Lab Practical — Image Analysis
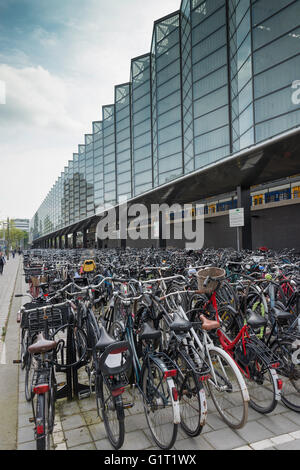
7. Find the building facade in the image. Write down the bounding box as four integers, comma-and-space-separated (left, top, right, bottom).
30, 0, 300, 245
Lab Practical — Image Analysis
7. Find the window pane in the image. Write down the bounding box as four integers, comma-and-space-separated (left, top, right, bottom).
255, 86, 296, 123
254, 54, 300, 99
255, 108, 300, 142
253, 1, 300, 49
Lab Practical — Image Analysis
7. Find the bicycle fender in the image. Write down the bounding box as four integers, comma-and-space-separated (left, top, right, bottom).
270, 368, 281, 401
199, 387, 208, 427
209, 346, 250, 402
292, 348, 300, 366
167, 377, 181, 425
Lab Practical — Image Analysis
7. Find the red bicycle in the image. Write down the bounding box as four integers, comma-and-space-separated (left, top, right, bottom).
190, 276, 283, 414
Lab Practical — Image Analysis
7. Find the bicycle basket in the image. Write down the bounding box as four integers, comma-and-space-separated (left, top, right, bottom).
21, 305, 69, 334
197, 267, 225, 294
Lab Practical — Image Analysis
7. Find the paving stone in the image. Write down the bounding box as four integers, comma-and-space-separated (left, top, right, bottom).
18, 426, 34, 444
18, 413, 33, 428
203, 428, 246, 450
18, 440, 36, 450
18, 402, 32, 415
282, 411, 300, 427
270, 434, 294, 446
60, 400, 81, 417
53, 431, 66, 445
250, 439, 274, 450
275, 439, 300, 450
174, 436, 213, 451
122, 412, 148, 432
82, 409, 101, 426
234, 445, 252, 450
64, 426, 92, 448
54, 443, 67, 451
78, 397, 97, 412
69, 442, 96, 450
95, 438, 113, 450
88, 422, 108, 442
258, 414, 300, 436
61, 413, 86, 431
235, 420, 274, 443
121, 430, 152, 450
205, 412, 229, 431
289, 430, 300, 439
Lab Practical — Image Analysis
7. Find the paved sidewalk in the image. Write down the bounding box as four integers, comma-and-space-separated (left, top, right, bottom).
0, 256, 21, 333
4, 259, 299, 451
0, 256, 22, 449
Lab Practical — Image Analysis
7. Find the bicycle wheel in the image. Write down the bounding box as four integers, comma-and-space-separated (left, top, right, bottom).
271, 340, 300, 412
206, 347, 248, 429
20, 329, 29, 370
48, 369, 57, 433
98, 375, 125, 450
179, 371, 204, 437
142, 360, 178, 449
244, 358, 277, 414
25, 353, 35, 402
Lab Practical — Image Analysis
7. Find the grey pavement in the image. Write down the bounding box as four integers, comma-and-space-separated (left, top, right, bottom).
0, 256, 22, 450
2, 259, 300, 450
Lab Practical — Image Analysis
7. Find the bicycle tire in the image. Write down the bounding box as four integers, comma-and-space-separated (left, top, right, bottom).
142, 360, 178, 449
206, 347, 248, 429
25, 353, 34, 402
98, 375, 125, 450
20, 329, 29, 370
179, 371, 204, 437
244, 358, 278, 414
271, 340, 300, 413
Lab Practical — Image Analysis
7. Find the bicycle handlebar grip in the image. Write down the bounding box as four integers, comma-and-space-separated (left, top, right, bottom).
15, 294, 24, 297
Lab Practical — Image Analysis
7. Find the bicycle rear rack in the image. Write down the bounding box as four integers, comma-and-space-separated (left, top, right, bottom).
246, 335, 282, 369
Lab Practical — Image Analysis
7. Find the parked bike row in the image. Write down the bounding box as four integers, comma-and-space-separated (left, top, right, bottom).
16, 247, 300, 450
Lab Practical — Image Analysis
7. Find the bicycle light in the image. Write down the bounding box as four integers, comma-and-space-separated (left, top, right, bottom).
163, 369, 177, 379
33, 384, 50, 395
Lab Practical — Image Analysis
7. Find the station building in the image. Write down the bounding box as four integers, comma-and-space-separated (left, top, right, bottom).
30, 0, 300, 250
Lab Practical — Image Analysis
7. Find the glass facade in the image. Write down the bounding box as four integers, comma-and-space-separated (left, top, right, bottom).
30, 0, 300, 242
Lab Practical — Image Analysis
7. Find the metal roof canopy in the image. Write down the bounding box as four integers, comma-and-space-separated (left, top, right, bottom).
35, 127, 300, 243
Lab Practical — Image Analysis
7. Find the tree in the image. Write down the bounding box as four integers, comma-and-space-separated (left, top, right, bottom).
0, 220, 29, 249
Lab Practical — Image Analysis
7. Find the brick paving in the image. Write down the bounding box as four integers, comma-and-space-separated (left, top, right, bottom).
3, 260, 300, 451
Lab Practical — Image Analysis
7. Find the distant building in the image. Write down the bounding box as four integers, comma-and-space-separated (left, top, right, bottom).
13, 219, 29, 233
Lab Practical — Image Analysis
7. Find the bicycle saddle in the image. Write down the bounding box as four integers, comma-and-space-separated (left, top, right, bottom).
139, 322, 161, 341
200, 315, 220, 331
28, 333, 57, 354
169, 312, 192, 332
271, 307, 293, 322
246, 309, 267, 329
95, 326, 117, 352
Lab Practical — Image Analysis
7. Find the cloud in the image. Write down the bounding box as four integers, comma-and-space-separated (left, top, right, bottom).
0, 64, 81, 130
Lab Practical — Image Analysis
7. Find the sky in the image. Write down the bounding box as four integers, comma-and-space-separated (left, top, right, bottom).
0, 0, 180, 220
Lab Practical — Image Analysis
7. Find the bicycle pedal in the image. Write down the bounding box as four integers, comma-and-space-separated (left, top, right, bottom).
13, 360, 21, 364
78, 390, 90, 400
123, 402, 134, 409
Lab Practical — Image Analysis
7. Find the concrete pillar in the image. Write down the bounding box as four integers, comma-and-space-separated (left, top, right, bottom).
237, 186, 252, 250
83, 229, 87, 248
73, 232, 77, 249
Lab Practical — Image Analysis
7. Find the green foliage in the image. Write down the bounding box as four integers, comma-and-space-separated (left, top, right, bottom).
0, 220, 28, 249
